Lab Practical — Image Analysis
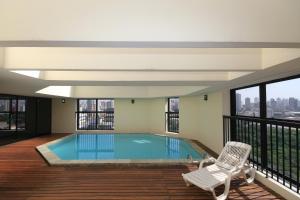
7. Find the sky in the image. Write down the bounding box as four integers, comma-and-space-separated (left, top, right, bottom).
236, 77, 300, 102
266, 78, 300, 100
236, 86, 259, 102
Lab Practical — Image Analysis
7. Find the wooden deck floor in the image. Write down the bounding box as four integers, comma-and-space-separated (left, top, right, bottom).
0, 134, 283, 200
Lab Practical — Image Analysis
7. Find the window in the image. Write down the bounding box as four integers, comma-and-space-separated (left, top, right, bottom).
235, 86, 260, 117
77, 99, 114, 130
229, 74, 300, 194
0, 98, 26, 131
267, 77, 300, 120
166, 98, 179, 133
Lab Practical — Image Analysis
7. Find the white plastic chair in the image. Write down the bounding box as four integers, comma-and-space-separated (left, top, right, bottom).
182, 141, 256, 200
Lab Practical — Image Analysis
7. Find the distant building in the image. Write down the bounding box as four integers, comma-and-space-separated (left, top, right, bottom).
106, 101, 112, 109
87, 100, 95, 111
270, 98, 276, 110
267, 108, 274, 118
289, 97, 298, 110
236, 93, 242, 112
0, 100, 10, 111
245, 97, 251, 110
170, 99, 179, 112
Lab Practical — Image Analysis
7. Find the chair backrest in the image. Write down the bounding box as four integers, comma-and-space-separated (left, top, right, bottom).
216, 141, 251, 170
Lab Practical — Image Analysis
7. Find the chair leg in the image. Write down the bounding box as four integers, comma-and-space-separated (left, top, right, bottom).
246, 168, 256, 184
242, 167, 256, 184
182, 174, 191, 187
211, 178, 231, 200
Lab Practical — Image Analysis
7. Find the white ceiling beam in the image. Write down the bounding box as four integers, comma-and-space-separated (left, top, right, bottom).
43, 71, 231, 81
1, 41, 300, 48
4, 47, 262, 71
262, 48, 300, 69
72, 86, 207, 98
0, 0, 299, 43
0, 48, 4, 68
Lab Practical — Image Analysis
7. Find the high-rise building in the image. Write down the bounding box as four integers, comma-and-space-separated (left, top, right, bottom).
236, 93, 242, 112
87, 100, 95, 111
270, 98, 276, 110
0, 100, 10, 111
289, 97, 298, 110
245, 97, 251, 110
106, 100, 112, 109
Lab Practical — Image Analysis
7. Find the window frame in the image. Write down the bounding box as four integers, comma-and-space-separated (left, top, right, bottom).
166, 97, 179, 133
0, 96, 26, 131
231, 73, 300, 123
76, 98, 114, 130
234, 85, 261, 118
228, 73, 300, 194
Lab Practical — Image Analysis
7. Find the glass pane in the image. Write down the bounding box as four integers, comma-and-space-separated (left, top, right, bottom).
10, 113, 16, 130
98, 99, 114, 112
267, 77, 300, 120
17, 112, 26, 130
97, 113, 114, 130
79, 100, 96, 112
235, 86, 260, 117
0, 113, 10, 129
78, 113, 96, 129
0, 99, 10, 112
12, 100, 17, 113
167, 112, 179, 133
169, 98, 179, 112
18, 100, 26, 112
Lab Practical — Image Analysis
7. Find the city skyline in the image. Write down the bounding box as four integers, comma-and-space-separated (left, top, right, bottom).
236, 78, 300, 101
236, 81, 300, 120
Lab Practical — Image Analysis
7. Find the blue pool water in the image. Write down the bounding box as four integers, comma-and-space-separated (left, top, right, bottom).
48, 133, 205, 160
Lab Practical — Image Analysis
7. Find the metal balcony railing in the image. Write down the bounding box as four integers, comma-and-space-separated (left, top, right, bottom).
223, 115, 300, 194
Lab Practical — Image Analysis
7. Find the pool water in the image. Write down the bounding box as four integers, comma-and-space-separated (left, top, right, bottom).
48, 133, 205, 160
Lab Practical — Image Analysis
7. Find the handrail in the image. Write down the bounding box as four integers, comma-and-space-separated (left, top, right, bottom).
224, 115, 300, 127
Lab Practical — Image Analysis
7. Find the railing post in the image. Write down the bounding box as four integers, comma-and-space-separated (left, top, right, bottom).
223, 116, 225, 146
260, 84, 268, 172
230, 119, 237, 141
230, 90, 237, 141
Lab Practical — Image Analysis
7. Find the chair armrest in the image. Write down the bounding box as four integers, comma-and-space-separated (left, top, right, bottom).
199, 157, 216, 169
229, 165, 244, 177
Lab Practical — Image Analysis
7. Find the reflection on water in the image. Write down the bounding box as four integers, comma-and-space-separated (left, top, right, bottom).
50, 133, 203, 160
166, 137, 180, 158
77, 134, 115, 159
76, 134, 181, 159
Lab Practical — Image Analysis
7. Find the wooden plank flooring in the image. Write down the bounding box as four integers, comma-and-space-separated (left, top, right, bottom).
0, 134, 283, 200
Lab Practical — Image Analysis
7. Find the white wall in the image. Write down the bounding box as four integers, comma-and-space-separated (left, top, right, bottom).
52, 98, 76, 133
51, 98, 168, 134
148, 98, 166, 134
114, 99, 150, 133
179, 91, 227, 153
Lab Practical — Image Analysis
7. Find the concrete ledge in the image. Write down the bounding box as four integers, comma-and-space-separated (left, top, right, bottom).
255, 171, 300, 200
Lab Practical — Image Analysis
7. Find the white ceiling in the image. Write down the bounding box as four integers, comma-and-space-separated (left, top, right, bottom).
0, 47, 300, 98
1, 0, 300, 43
0, 0, 300, 98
